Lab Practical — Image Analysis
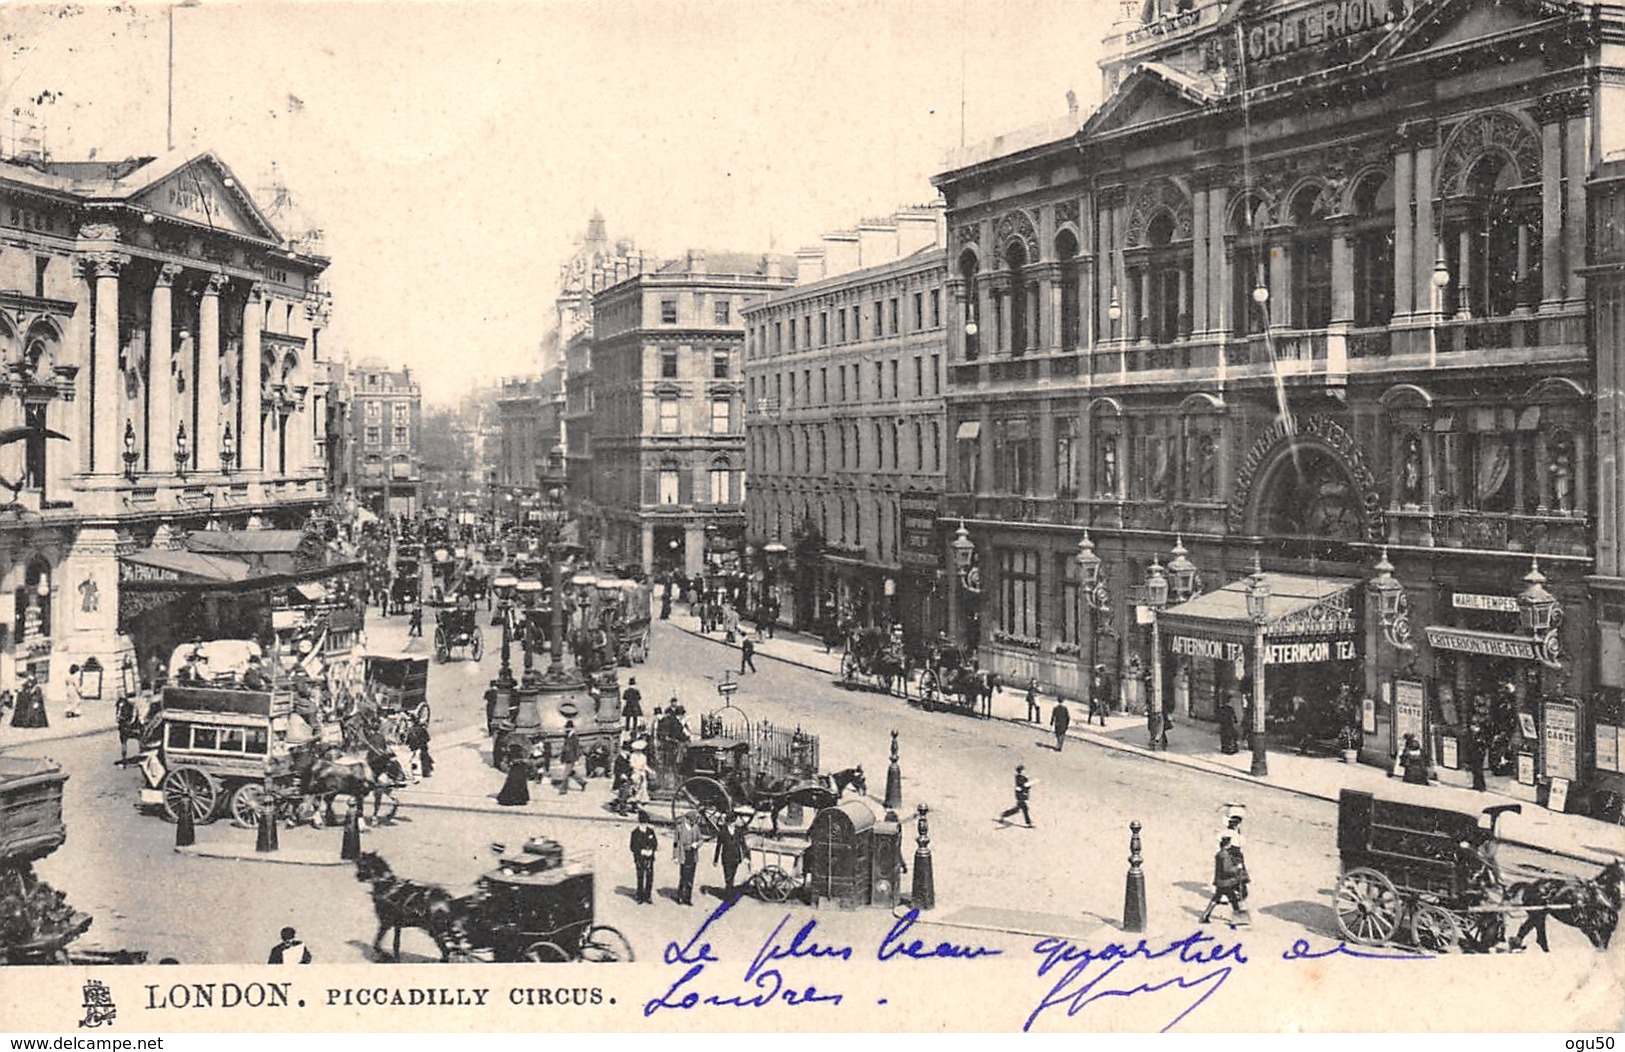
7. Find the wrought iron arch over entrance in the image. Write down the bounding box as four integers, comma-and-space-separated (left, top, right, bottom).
1227, 414, 1384, 544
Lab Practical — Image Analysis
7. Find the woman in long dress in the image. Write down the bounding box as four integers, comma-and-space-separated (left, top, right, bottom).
10, 678, 46, 728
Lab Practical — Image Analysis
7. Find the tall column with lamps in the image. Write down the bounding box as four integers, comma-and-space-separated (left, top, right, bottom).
148, 263, 181, 475
1368, 546, 1416, 765
1246, 559, 1271, 777
1076, 530, 1111, 710
950, 521, 981, 651
1165, 536, 1202, 718
1145, 558, 1168, 750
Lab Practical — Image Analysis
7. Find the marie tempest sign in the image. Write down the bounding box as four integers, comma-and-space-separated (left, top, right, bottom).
1242, 0, 1403, 62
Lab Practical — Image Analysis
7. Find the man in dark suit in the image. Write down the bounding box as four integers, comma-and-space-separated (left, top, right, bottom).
630, 813, 658, 905
267, 926, 311, 964
998, 765, 1034, 827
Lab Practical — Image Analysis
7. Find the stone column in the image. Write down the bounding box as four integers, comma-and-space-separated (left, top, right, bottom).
241, 285, 263, 472
641, 523, 655, 574
977, 279, 995, 358
1137, 266, 1152, 343
1176, 265, 1190, 338
683, 523, 706, 576
947, 278, 966, 362
1539, 107, 1564, 309
196, 274, 226, 472
1413, 135, 1437, 318
1209, 183, 1230, 336
1455, 227, 1473, 319
1330, 221, 1355, 325
147, 264, 181, 476
90, 254, 126, 474
997, 287, 1013, 355
1565, 101, 1590, 307
1038, 401, 1057, 498
1267, 233, 1290, 327
1392, 141, 1415, 319
1192, 183, 1210, 334
1044, 267, 1063, 353
978, 402, 995, 494
1097, 197, 1116, 341
1515, 224, 1532, 311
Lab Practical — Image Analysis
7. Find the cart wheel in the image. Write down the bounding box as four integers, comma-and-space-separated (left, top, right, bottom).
229, 783, 268, 828
371, 789, 400, 825
162, 768, 218, 824
1408, 903, 1464, 953
840, 651, 859, 683
580, 925, 634, 963
1334, 867, 1402, 946
434, 627, 449, 663
471, 630, 485, 661
673, 776, 732, 837
754, 866, 795, 903
524, 941, 570, 963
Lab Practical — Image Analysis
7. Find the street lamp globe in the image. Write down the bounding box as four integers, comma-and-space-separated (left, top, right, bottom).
1252, 284, 1270, 305
1518, 558, 1558, 633
1246, 568, 1271, 625
1369, 547, 1403, 623
1144, 557, 1169, 610
951, 521, 975, 574
1167, 535, 1198, 603
1075, 531, 1102, 589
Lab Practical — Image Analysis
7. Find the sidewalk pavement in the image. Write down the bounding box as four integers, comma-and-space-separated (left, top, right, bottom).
0, 695, 122, 753
661, 604, 1625, 866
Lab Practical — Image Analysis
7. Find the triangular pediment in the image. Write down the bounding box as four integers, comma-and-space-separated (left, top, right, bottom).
125, 154, 281, 243
1085, 63, 1214, 137
1373, 0, 1582, 63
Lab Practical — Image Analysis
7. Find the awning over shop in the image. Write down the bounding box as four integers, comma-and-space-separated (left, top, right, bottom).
120, 535, 364, 594
1422, 626, 1540, 661
119, 548, 253, 586
1158, 574, 1361, 643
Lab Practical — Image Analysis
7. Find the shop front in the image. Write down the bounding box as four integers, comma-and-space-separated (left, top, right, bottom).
1157, 574, 1364, 750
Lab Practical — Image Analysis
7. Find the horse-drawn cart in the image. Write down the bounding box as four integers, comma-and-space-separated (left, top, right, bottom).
747, 834, 809, 903
433, 605, 485, 663
840, 625, 907, 694
1333, 788, 1577, 953
365, 652, 430, 725
450, 839, 631, 963
916, 643, 981, 714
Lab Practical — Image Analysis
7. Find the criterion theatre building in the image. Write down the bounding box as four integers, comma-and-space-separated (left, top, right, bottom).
936, 0, 1620, 814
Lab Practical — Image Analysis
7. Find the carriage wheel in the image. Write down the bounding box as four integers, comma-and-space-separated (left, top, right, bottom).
1408, 903, 1464, 953
524, 941, 570, 963
673, 776, 732, 837
470, 630, 485, 661
839, 651, 859, 684
753, 866, 796, 903
1334, 867, 1402, 946
433, 627, 449, 663
162, 768, 218, 824
580, 925, 634, 963
229, 783, 268, 828
371, 789, 400, 825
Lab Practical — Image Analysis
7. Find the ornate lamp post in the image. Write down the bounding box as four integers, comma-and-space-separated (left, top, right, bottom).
950, 521, 981, 650
1144, 557, 1169, 750
1518, 557, 1564, 670
1166, 535, 1202, 604
122, 419, 140, 482
1368, 547, 1414, 653
1245, 559, 1272, 777
1076, 530, 1112, 707
174, 422, 189, 477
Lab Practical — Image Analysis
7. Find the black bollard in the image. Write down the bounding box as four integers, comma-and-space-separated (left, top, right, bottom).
341, 807, 362, 861
174, 800, 196, 848
910, 803, 935, 911
1122, 820, 1147, 933
255, 790, 279, 854
884, 730, 903, 811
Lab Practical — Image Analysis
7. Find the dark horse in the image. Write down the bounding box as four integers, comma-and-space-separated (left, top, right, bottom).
1504, 859, 1625, 952
736, 770, 838, 836
819, 766, 867, 798
354, 851, 461, 961
293, 730, 405, 827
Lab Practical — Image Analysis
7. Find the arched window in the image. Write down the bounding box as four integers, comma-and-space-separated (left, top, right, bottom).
959, 250, 981, 361
709, 456, 732, 505
1445, 154, 1539, 319
1056, 229, 1081, 349
1143, 212, 1189, 343
1229, 196, 1272, 338
1005, 240, 1032, 355
1290, 186, 1333, 329
1351, 174, 1395, 327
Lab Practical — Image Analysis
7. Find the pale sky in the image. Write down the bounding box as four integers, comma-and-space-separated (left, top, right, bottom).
1, 0, 1106, 405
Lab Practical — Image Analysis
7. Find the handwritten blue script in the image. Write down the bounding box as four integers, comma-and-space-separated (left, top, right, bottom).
645, 898, 1000, 1016
1024, 930, 1248, 1033
1282, 937, 1432, 961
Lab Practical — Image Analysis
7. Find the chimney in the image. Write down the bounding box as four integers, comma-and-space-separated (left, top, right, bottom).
821, 232, 860, 278
763, 254, 783, 279
795, 247, 826, 285
894, 208, 942, 257
686, 249, 707, 275
857, 222, 898, 267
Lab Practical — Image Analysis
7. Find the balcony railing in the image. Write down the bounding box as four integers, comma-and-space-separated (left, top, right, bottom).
1386, 505, 1590, 556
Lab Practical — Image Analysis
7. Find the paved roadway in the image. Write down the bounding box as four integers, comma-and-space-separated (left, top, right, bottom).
11, 611, 1611, 970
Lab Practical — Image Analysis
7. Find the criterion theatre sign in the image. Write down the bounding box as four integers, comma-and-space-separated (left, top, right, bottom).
1241, 0, 1404, 63
1423, 626, 1539, 661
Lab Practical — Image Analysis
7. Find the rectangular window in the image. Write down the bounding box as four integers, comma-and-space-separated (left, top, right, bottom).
838, 367, 847, 402
914, 356, 924, 397
998, 547, 1041, 637
803, 316, 812, 347
889, 360, 899, 399
852, 306, 862, 340
34, 256, 48, 298
659, 468, 680, 504
839, 310, 848, 342
366, 402, 380, 421
661, 350, 678, 378
393, 426, 408, 445
788, 321, 797, 350
711, 397, 731, 434
888, 298, 899, 335
930, 354, 941, 395
394, 403, 408, 423
661, 299, 678, 324
803, 370, 811, 408
1058, 554, 1082, 646
774, 322, 782, 353
710, 467, 730, 504
874, 301, 883, 337
819, 312, 828, 346
913, 292, 924, 331
1055, 416, 1079, 500
659, 398, 680, 434
930, 289, 941, 328
714, 300, 730, 324
366, 426, 381, 445
712, 352, 729, 379
819, 368, 828, 404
